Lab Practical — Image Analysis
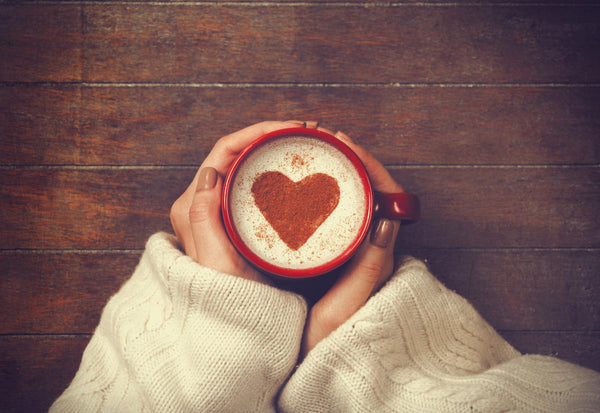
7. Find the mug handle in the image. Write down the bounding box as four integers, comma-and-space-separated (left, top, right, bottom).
373, 192, 421, 224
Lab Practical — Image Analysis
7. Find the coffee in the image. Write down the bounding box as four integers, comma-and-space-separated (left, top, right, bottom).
227, 135, 368, 272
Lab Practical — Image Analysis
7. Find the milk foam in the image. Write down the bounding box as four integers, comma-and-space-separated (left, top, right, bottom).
230, 136, 367, 270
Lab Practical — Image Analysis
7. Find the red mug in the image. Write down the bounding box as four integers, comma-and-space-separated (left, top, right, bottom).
222, 128, 420, 278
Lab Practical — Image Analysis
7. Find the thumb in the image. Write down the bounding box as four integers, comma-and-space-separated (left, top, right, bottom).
188, 167, 233, 271
321, 218, 396, 317
189, 167, 267, 283
302, 219, 397, 356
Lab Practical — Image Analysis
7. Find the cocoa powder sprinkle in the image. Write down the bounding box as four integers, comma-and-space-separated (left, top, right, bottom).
251, 171, 340, 250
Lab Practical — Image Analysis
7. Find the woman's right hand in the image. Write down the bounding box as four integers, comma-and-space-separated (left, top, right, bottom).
170, 120, 308, 284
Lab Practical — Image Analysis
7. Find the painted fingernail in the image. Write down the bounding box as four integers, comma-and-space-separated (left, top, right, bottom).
197, 167, 218, 191
371, 218, 394, 248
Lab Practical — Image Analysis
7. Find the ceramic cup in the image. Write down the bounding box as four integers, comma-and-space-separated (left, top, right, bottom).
222, 127, 420, 278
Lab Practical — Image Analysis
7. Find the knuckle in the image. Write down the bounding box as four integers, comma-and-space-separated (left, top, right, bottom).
311, 301, 348, 333
188, 197, 212, 224
170, 197, 186, 223
357, 260, 385, 280
214, 133, 238, 153
212, 137, 227, 152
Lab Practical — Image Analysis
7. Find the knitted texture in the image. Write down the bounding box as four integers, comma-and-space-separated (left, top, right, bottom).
279, 258, 600, 412
50, 232, 307, 412
51, 234, 600, 412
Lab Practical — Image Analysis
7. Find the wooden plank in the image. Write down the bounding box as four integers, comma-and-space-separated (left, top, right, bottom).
406, 249, 600, 331
0, 253, 140, 334
0, 5, 82, 82
1, 167, 597, 250
1, 250, 597, 334
75, 0, 598, 3
0, 332, 597, 413
393, 166, 600, 249
4, 5, 599, 83
0, 336, 89, 413
0, 86, 82, 165
0, 168, 189, 250
501, 331, 600, 372
2, 85, 599, 166
79, 5, 600, 83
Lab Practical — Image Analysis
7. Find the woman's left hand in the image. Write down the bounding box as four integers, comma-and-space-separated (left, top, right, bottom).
300, 130, 403, 357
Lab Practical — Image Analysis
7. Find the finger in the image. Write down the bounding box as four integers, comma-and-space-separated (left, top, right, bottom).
201, 120, 304, 175
317, 125, 336, 136
322, 218, 396, 312
302, 120, 337, 136
335, 130, 403, 193
178, 120, 306, 223
188, 167, 238, 272
187, 167, 220, 260
170, 193, 196, 257
189, 167, 269, 284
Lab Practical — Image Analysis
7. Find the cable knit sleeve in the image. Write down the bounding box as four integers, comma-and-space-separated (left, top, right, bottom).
50, 232, 307, 413
279, 257, 600, 412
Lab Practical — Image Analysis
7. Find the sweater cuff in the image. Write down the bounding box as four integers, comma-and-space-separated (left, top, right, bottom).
146, 232, 307, 344
303, 257, 519, 372
52, 232, 307, 413
137, 232, 308, 411
279, 257, 520, 411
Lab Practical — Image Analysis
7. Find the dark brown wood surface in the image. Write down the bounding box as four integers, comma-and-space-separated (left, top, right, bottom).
1, 1, 599, 412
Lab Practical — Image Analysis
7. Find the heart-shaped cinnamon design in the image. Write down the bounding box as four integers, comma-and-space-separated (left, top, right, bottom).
251, 171, 340, 250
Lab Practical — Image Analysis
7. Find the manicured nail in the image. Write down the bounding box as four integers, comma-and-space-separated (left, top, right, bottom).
197, 167, 218, 191
371, 218, 394, 248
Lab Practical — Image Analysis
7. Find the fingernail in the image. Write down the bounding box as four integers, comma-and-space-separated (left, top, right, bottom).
197, 167, 218, 191
305, 120, 319, 129
371, 218, 394, 248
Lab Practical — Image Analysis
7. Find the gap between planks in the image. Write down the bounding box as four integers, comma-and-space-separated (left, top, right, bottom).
1, 247, 598, 254
1, 164, 598, 170
12, 2, 600, 8
3, 82, 600, 88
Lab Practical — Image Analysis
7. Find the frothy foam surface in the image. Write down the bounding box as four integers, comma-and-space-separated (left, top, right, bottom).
229, 135, 367, 270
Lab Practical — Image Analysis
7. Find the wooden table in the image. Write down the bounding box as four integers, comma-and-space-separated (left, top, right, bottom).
1, 1, 599, 411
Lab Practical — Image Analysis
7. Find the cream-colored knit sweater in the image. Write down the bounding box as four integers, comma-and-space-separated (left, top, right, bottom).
51, 233, 600, 412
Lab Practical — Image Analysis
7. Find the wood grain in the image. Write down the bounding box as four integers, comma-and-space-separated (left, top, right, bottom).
3, 4, 600, 83
408, 249, 600, 331
0, 5, 82, 82
0, 253, 140, 334
77, 5, 600, 83
2, 1, 599, 412
1, 332, 598, 413
393, 166, 600, 249
2, 85, 599, 166
0, 336, 90, 413
4, 167, 597, 249
2, 250, 597, 335
0, 168, 189, 250
501, 331, 600, 372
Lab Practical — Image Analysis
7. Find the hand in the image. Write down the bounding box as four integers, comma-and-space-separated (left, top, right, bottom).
300, 130, 403, 357
170, 120, 309, 284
